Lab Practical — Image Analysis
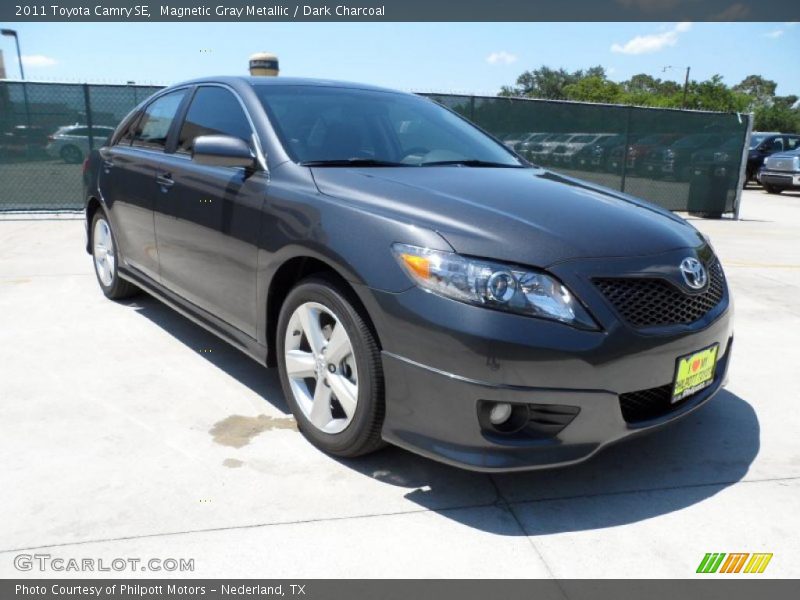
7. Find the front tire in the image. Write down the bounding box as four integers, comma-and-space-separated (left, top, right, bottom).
91, 210, 138, 300
764, 184, 783, 195
277, 275, 385, 458
60, 145, 83, 164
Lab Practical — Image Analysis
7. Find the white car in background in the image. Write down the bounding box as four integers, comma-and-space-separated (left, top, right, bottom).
46, 125, 116, 163
549, 133, 615, 168
500, 131, 542, 152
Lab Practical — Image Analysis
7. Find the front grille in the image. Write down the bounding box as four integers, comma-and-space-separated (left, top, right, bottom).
594, 260, 724, 328
619, 384, 674, 423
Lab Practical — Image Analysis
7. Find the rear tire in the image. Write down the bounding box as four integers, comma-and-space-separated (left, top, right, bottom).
277, 275, 385, 458
91, 210, 139, 300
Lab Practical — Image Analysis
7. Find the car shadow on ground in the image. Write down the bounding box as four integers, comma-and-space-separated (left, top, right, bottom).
351, 388, 759, 535
131, 294, 759, 536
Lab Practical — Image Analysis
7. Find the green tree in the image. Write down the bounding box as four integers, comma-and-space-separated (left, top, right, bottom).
684, 75, 751, 112
733, 75, 778, 106
563, 76, 623, 104
500, 66, 607, 100
498, 66, 797, 129
754, 103, 800, 133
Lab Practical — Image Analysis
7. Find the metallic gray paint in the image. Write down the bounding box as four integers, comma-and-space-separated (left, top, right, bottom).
84, 76, 733, 471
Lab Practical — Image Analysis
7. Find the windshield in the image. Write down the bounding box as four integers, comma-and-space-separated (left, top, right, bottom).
255, 86, 523, 167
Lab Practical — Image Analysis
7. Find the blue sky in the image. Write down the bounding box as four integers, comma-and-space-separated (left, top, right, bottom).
1, 22, 798, 96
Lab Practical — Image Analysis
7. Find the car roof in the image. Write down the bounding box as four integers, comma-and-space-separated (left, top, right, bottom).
171, 75, 407, 96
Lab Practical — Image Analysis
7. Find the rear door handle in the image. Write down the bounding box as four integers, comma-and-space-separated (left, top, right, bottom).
156, 172, 174, 189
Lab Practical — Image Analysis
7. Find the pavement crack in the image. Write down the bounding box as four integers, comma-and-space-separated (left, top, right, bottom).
488, 474, 567, 597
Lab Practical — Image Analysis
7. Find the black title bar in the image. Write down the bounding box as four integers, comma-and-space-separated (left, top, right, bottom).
2, 0, 799, 22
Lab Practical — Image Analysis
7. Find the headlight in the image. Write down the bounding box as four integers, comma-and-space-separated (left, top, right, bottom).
391, 243, 598, 329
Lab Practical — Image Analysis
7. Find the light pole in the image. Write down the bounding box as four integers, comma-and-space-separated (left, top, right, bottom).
1, 29, 25, 80
1, 28, 32, 131
663, 65, 691, 109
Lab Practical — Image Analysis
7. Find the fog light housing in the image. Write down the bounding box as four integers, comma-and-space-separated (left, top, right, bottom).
478, 401, 529, 434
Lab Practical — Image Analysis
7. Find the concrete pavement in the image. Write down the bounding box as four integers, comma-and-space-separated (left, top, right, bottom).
1, 188, 798, 578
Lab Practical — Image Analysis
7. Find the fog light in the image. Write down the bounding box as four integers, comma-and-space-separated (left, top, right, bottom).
489, 402, 513, 425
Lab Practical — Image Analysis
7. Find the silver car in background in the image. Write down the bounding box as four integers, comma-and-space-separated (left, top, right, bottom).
46, 125, 115, 163
760, 148, 800, 194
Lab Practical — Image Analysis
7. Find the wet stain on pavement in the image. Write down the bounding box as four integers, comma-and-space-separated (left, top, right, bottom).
222, 458, 244, 469
210, 414, 297, 448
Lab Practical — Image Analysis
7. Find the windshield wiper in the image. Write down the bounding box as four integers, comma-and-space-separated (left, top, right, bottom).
420, 159, 524, 168
299, 158, 408, 167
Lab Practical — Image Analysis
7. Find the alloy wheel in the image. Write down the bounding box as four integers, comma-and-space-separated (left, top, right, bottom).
93, 218, 115, 287
284, 302, 359, 434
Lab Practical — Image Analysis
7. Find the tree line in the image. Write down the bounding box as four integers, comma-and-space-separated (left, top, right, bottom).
499, 67, 800, 133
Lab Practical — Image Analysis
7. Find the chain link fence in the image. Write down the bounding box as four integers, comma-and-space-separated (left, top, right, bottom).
1, 82, 749, 216
0, 81, 162, 211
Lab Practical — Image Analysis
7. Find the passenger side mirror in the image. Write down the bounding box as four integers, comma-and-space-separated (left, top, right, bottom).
192, 135, 256, 169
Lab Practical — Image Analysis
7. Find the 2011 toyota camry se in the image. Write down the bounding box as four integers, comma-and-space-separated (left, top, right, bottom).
83, 76, 733, 471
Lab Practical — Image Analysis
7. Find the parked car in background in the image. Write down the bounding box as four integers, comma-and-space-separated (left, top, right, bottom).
689, 135, 743, 179
514, 132, 550, 157
501, 132, 540, 152
759, 147, 800, 194
574, 133, 625, 172
745, 132, 800, 185
46, 125, 116, 163
83, 76, 732, 472
549, 133, 612, 169
0, 125, 48, 161
642, 133, 726, 181
605, 133, 681, 175
522, 132, 576, 165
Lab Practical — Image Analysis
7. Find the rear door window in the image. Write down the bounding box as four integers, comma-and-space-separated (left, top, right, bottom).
132, 90, 187, 151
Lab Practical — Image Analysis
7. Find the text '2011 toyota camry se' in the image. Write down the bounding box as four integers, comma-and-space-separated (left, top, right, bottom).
84, 76, 733, 472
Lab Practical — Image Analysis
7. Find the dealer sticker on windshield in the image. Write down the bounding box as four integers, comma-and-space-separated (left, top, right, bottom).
672, 344, 719, 403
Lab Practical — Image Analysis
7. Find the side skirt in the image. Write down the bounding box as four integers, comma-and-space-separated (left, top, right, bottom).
119, 266, 269, 367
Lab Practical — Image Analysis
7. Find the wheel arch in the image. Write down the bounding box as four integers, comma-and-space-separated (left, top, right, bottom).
265, 254, 382, 367
84, 196, 103, 253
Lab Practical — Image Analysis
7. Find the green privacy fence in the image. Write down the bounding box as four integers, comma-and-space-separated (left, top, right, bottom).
0, 81, 750, 215
429, 93, 751, 217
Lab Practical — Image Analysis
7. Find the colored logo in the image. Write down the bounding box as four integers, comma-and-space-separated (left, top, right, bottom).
680, 257, 708, 290
696, 553, 773, 574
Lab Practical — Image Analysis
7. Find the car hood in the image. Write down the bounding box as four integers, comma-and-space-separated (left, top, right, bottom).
311, 166, 703, 267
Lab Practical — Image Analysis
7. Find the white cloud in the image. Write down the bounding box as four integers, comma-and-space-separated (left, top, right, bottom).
21, 55, 57, 68
486, 51, 518, 66
765, 30, 784, 38
611, 22, 692, 55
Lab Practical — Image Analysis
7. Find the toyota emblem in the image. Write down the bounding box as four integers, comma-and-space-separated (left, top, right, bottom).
680, 257, 708, 290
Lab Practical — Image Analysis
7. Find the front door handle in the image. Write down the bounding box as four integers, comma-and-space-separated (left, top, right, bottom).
156, 172, 174, 189
102, 159, 114, 172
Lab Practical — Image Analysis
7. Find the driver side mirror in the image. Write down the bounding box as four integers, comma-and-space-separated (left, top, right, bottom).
192, 135, 256, 169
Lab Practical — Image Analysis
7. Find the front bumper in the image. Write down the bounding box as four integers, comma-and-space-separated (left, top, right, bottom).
761, 171, 800, 189
356, 247, 734, 472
